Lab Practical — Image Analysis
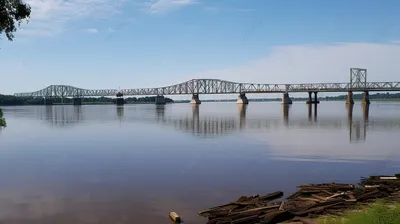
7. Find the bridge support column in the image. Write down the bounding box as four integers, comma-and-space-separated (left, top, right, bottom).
190, 94, 201, 104
73, 98, 82, 105
155, 95, 166, 105
306, 92, 320, 104
346, 91, 354, 104
313, 92, 320, 104
362, 91, 370, 105
281, 93, 292, 105
116, 92, 124, 106
44, 98, 53, 105
236, 93, 249, 104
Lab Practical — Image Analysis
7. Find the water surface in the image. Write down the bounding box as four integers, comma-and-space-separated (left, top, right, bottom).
0, 102, 399, 223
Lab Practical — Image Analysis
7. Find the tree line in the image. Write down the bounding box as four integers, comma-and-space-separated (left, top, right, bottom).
0, 94, 174, 105
0, 108, 5, 127
324, 92, 400, 101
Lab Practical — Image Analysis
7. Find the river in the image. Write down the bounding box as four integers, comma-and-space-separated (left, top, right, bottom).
0, 101, 399, 223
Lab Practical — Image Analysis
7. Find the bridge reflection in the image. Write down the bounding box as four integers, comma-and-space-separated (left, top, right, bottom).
34, 104, 400, 142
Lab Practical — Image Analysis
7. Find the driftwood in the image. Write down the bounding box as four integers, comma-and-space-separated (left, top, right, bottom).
198, 174, 400, 224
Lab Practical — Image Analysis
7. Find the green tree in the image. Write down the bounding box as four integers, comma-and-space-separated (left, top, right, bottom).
0, 0, 31, 41
0, 108, 6, 127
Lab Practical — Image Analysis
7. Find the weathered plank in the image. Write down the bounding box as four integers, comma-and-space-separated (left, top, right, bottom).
169, 212, 181, 223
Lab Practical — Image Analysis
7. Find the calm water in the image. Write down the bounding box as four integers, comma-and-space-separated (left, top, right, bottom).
0, 102, 400, 223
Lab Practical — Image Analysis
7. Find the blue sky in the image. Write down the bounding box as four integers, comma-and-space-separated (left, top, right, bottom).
1, 0, 400, 99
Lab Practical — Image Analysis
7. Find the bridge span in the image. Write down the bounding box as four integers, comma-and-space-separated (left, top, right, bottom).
13, 68, 400, 106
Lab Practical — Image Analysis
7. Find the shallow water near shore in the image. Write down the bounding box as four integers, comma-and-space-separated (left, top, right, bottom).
0, 101, 399, 223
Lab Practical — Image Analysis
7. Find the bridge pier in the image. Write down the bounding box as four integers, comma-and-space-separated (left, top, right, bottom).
155, 95, 166, 105
362, 91, 371, 105
281, 93, 292, 105
346, 91, 354, 104
190, 94, 201, 104
73, 98, 82, 105
306, 92, 320, 104
116, 92, 124, 106
236, 93, 249, 104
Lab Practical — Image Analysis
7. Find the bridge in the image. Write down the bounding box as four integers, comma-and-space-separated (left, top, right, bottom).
13, 68, 400, 106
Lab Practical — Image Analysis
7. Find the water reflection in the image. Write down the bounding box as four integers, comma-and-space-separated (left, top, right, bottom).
117, 106, 124, 120
282, 105, 290, 126
1, 103, 399, 224
17, 103, 400, 142
346, 104, 353, 119
307, 104, 318, 121
37, 105, 83, 127
238, 104, 247, 130
363, 104, 370, 121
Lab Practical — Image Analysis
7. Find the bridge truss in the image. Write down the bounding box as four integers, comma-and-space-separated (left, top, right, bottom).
13, 68, 400, 98
14, 79, 400, 98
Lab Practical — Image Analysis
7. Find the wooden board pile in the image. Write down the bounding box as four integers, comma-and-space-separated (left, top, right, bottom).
197, 174, 400, 224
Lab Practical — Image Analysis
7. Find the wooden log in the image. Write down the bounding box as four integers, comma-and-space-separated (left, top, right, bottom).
379, 176, 398, 180
279, 201, 285, 211
260, 210, 295, 224
311, 194, 328, 201
321, 190, 335, 196
198, 203, 238, 215
169, 212, 181, 223
297, 197, 321, 202
356, 189, 380, 201
236, 196, 248, 202
207, 210, 231, 217
231, 215, 259, 224
347, 194, 356, 200
364, 185, 380, 188
325, 192, 345, 200
227, 211, 262, 222
259, 191, 284, 200
230, 205, 280, 216
287, 191, 302, 199
310, 198, 343, 207
293, 201, 344, 216
379, 184, 396, 193
207, 218, 231, 224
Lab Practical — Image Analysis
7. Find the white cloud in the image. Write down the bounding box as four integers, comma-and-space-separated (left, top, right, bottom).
188, 42, 400, 85
145, 0, 199, 14
86, 28, 99, 34
18, 0, 126, 37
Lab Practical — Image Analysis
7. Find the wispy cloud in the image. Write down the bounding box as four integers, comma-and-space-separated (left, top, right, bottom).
145, 0, 199, 14
188, 42, 400, 85
19, 0, 126, 37
86, 28, 99, 34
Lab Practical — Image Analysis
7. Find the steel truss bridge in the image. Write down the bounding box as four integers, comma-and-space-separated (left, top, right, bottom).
13, 69, 400, 98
